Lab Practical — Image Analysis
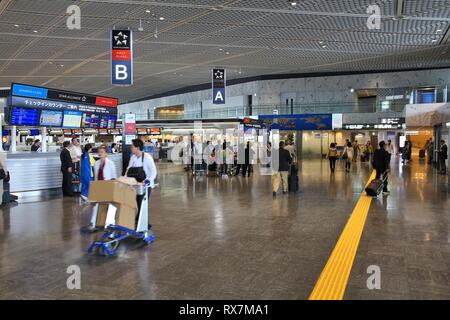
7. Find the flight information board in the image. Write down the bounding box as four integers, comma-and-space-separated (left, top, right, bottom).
40, 110, 63, 127
7, 83, 118, 128
10, 107, 39, 126
63, 111, 83, 128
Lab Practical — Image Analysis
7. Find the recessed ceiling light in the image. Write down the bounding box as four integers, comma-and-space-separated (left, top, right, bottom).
14, 24, 19, 27
319, 41, 324, 44
291, 2, 297, 6
322, 45, 327, 48
145, 9, 151, 13
436, 29, 442, 33
159, 17, 165, 21
33, 30, 38, 33
219, 48, 223, 51
225, 51, 230, 55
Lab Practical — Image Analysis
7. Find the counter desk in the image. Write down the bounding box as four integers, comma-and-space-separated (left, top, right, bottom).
5, 153, 123, 193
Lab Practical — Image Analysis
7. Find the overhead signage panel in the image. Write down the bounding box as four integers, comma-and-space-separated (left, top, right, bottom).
212, 68, 226, 104
344, 124, 404, 130
11, 83, 118, 108
111, 30, 133, 86
258, 114, 332, 131
10, 96, 118, 116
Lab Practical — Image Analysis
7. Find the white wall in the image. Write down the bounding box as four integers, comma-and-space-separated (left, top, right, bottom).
119, 68, 450, 118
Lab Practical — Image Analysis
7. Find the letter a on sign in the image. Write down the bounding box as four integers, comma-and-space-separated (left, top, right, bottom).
215, 90, 224, 103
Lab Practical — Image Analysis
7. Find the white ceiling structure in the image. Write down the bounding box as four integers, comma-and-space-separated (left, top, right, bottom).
0, 0, 450, 103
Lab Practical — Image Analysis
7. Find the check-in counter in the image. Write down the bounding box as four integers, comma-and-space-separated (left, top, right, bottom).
5, 152, 123, 193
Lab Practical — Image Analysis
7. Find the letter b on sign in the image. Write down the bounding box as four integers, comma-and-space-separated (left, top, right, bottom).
116, 65, 128, 80
67, 5, 81, 30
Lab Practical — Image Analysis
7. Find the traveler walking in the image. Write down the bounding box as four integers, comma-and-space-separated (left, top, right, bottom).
272, 141, 292, 196
326, 142, 338, 173
343, 142, 354, 172
372, 141, 390, 195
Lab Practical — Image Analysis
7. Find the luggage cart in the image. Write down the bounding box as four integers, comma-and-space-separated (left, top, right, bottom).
88, 184, 156, 256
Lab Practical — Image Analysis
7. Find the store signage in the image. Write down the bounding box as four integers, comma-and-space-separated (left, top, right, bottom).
111, 30, 133, 86
344, 123, 403, 130
149, 128, 161, 135
137, 128, 148, 135
212, 68, 226, 104
379, 117, 405, 125
242, 117, 264, 129
123, 113, 136, 134
11, 83, 118, 107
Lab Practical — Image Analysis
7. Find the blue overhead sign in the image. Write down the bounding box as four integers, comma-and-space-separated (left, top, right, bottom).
259, 114, 333, 131
212, 68, 226, 104
12, 84, 48, 99
111, 30, 133, 86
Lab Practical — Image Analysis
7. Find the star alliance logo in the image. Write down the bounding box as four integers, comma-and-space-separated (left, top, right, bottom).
114, 31, 129, 46
214, 69, 224, 80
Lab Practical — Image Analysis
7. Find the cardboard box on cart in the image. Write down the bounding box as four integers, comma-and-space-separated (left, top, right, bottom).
89, 181, 137, 230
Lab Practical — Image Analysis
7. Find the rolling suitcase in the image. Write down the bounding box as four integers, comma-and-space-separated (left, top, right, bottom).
288, 174, 299, 193
419, 149, 426, 158
365, 179, 383, 197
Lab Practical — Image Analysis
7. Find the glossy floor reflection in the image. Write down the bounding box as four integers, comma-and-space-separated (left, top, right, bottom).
0, 158, 448, 299
346, 157, 450, 300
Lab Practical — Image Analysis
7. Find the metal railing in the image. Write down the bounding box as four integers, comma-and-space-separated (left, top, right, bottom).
127, 101, 406, 121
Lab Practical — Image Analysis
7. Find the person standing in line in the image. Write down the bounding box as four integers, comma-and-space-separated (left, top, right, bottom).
242, 141, 253, 177
427, 139, 434, 165
438, 139, 448, 175
31, 139, 42, 152
60, 141, 74, 197
80, 144, 94, 201
94, 145, 117, 181
352, 140, 360, 163
272, 141, 292, 196
373, 141, 390, 195
327, 142, 338, 173
343, 142, 354, 172
402, 141, 412, 164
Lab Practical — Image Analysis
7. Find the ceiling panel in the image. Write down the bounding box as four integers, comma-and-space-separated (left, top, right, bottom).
0, 0, 448, 102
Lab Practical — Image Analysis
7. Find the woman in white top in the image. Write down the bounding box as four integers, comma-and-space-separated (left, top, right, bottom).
94, 145, 117, 181
126, 139, 157, 187
126, 139, 158, 227
343, 142, 354, 173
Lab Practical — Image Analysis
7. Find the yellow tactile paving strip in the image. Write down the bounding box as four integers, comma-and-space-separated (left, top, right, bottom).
309, 170, 376, 300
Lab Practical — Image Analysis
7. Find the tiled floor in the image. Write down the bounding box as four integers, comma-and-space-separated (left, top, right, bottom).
345, 157, 450, 299
0, 157, 448, 299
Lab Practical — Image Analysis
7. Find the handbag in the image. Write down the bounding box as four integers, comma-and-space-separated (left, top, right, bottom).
127, 153, 146, 182
0, 169, 6, 181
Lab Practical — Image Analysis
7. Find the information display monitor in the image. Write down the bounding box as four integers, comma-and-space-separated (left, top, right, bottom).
40, 110, 63, 127
63, 111, 83, 128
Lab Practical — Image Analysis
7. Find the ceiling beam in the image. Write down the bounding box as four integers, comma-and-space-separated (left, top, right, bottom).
395, 0, 406, 18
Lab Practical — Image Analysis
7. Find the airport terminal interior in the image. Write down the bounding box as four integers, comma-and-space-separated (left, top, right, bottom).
0, 0, 450, 302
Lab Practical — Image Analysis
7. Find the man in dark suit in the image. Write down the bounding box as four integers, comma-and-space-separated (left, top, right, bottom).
60, 141, 74, 197
439, 139, 448, 175
372, 141, 390, 195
